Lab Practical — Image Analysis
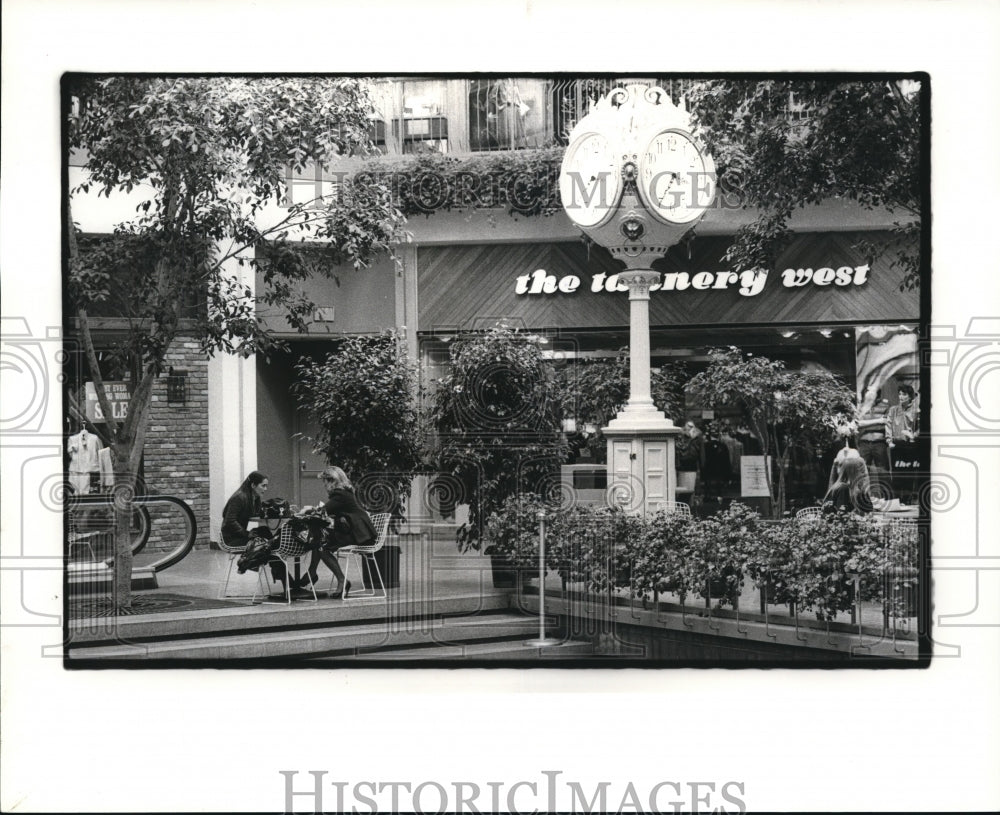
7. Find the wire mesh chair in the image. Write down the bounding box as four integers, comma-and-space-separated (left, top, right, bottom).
264, 522, 319, 605
665, 501, 692, 517
334, 513, 391, 600
795, 506, 824, 520
218, 534, 272, 601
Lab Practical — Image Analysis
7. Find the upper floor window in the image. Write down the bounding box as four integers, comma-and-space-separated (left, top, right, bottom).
468, 79, 547, 151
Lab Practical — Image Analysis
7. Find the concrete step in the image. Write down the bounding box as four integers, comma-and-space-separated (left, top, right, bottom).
66, 612, 569, 662
67, 591, 512, 645
314, 638, 595, 661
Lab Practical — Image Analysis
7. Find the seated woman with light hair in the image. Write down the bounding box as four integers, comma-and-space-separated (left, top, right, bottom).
827, 446, 861, 493
295, 465, 377, 599
823, 456, 875, 515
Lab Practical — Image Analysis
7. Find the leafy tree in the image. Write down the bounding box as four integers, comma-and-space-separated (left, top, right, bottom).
292, 330, 424, 523
689, 78, 922, 290
429, 325, 569, 552
66, 76, 406, 609
686, 347, 855, 518
552, 349, 689, 459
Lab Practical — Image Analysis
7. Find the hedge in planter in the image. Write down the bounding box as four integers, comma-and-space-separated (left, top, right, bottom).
745, 520, 801, 610
678, 506, 756, 608
787, 510, 886, 621
630, 509, 692, 601
545, 504, 641, 595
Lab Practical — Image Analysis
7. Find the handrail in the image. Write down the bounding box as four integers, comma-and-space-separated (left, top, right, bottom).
71, 494, 151, 554
69, 494, 196, 573
132, 495, 197, 572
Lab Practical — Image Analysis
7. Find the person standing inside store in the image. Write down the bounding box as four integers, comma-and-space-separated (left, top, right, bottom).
823, 456, 875, 515
887, 383, 921, 503
677, 420, 706, 506
855, 384, 891, 499
295, 466, 376, 599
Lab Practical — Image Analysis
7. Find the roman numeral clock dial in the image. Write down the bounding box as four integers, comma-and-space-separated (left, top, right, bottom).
637, 129, 716, 225
559, 132, 623, 228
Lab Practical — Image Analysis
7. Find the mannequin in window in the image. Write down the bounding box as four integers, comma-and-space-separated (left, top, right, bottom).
67, 426, 102, 494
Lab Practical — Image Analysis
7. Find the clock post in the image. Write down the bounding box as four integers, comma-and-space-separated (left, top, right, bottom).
558, 84, 716, 515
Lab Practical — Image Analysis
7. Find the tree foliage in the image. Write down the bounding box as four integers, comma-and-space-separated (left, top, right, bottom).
429, 325, 569, 551
689, 78, 922, 290
687, 347, 856, 517
66, 76, 406, 608
552, 349, 689, 458
293, 330, 425, 520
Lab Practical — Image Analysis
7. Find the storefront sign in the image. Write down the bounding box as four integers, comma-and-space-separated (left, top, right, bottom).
85, 381, 131, 423
514, 264, 870, 297
740, 456, 773, 498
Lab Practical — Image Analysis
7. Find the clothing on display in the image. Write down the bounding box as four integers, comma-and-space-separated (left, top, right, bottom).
99, 446, 114, 489
67, 428, 103, 494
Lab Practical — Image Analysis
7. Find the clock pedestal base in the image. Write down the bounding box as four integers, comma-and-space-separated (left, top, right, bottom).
603, 417, 682, 516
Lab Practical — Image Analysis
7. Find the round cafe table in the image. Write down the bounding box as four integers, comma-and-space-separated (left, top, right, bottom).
250, 516, 307, 591
872, 499, 920, 520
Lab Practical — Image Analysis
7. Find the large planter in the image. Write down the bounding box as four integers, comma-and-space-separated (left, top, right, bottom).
614, 562, 633, 588
361, 544, 401, 590
489, 552, 517, 588
706, 575, 729, 598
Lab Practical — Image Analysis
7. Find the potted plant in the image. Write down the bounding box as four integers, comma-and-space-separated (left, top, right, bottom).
430, 325, 569, 553
293, 329, 425, 529
483, 493, 545, 588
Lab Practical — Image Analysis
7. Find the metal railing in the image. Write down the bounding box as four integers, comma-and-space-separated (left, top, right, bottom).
67, 494, 196, 573
368, 77, 703, 155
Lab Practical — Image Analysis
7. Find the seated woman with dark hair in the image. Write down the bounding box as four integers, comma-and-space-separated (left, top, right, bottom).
221, 470, 269, 547
295, 465, 376, 598
823, 457, 875, 515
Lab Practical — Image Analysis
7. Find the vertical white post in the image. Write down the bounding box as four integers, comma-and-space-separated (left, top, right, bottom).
526, 509, 558, 647
208, 255, 258, 543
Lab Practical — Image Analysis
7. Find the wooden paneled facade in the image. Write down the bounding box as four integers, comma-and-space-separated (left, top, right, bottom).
416, 231, 919, 333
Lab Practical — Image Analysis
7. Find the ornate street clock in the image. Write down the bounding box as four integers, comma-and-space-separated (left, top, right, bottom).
558, 86, 716, 251
555, 85, 720, 516
559, 131, 623, 228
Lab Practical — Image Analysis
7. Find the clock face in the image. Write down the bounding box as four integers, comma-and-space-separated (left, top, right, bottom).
559, 132, 623, 228
638, 129, 715, 225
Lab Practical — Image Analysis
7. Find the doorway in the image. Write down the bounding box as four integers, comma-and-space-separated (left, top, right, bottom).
293, 405, 328, 507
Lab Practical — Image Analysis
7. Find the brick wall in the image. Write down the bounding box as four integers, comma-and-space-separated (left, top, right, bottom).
142, 335, 210, 550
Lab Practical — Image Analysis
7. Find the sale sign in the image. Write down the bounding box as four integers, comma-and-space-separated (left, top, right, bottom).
85, 381, 131, 423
